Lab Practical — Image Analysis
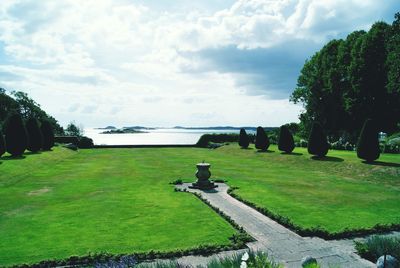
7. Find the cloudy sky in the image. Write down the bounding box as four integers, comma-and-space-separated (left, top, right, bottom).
0, 0, 399, 127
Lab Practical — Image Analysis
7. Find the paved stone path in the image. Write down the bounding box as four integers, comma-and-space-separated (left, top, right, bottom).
174, 183, 375, 268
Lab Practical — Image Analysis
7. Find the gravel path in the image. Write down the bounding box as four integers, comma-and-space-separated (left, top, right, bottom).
173, 183, 375, 268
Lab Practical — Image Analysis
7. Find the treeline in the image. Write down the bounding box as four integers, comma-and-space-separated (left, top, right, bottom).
0, 88, 63, 135
291, 13, 400, 142
0, 113, 55, 157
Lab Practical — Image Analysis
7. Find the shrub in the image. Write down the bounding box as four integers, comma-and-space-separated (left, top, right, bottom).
0, 129, 5, 157
357, 119, 380, 162
41, 120, 55, 150
355, 235, 400, 263
196, 134, 239, 147
26, 118, 43, 153
307, 122, 329, 157
278, 125, 295, 153
4, 113, 28, 157
255, 126, 270, 151
239, 128, 250, 148
382, 133, 400, 153
78, 136, 94, 149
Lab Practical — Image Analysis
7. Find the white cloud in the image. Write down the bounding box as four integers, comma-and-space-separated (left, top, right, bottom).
0, 0, 398, 127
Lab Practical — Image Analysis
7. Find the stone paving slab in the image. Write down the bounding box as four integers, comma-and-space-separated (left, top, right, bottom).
175, 183, 375, 268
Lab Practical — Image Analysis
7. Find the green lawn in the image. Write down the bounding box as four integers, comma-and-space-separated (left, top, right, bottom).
1, 145, 399, 266
0, 148, 238, 266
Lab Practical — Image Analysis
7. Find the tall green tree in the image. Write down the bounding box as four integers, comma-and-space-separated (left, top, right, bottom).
65, 122, 82, 137
386, 12, 400, 131
26, 118, 43, 153
5, 113, 28, 157
291, 15, 400, 140
11, 91, 64, 135
0, 88, 19, 128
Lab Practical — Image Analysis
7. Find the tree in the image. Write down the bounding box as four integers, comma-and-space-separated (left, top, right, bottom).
239, 128, 250, 148
26, 118, 43, 153
0, 129, 5, 157
41, 120, 54, 150
0, 88, 19, 127
255, 126, 270, 151
65, 122, 82, 137
357, 119, 380, 162
308, 122, 329, 157
4, 113, 28, 157
11, 91, 64, 135
278, 125, 295, 153
291, 15, 400, 140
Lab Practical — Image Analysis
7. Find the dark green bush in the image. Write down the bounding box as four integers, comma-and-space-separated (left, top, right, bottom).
239, 128, 250, 148
357, 119, 380, 162
196, 134, 239, 147
5, 113, 28, 157
255, 126, 270, 151
78, 136, 94, 149
308, 122, 329, 157
0, 129, 5, 157
26, 118, 43, 153
41, 120, 55, 150
54, 136, 79, 145
278, 125, 295, 153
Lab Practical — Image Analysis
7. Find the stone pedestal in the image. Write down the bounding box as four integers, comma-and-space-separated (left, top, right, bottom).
190, 163, 217, 190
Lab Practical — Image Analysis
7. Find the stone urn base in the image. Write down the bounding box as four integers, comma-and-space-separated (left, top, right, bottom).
189, 162, 217, 190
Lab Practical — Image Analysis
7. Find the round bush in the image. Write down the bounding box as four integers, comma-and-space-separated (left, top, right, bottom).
78, 136, 94, 149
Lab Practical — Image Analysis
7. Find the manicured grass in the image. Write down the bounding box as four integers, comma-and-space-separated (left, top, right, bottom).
1, 144, 399, 265
0, 148, 238, 266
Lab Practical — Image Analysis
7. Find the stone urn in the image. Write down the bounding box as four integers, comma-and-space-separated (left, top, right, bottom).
190, 162, 217, 190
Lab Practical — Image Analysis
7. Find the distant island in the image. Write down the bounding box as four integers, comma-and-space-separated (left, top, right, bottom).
96, 126, 117, 130
100, 127, 148, 134
173, 126, 277, 131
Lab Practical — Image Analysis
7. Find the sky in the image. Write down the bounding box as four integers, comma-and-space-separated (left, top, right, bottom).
0, 0, 399, 128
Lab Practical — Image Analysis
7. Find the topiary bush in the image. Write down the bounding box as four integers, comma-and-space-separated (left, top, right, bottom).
26, 118, 43, 153
255, 126, 270, 151
78, 136, 94, 149
357, 119, 380, 162
0, 129, 5, 157
307, 122, 329, 157
41, 120, 55, 150
238, 128, 250, 149
278, 125, 295, 153
4, 113, 28, 157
